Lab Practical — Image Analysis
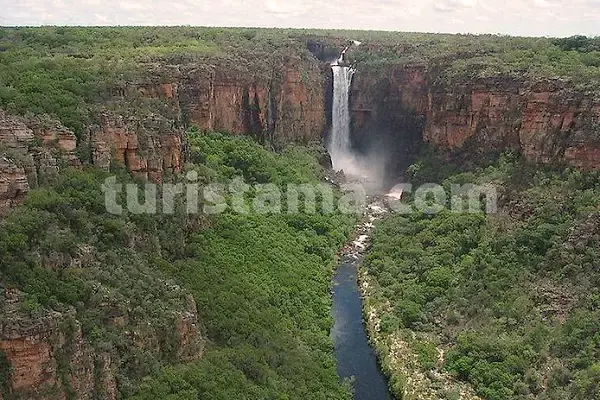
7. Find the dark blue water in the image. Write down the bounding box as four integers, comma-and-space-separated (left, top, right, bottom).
331, 254, 392, 400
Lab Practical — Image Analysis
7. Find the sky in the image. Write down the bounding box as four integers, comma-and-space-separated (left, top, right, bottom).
1, 0, 599, 37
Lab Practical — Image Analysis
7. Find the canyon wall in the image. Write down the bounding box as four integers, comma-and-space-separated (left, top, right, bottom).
3, 48, 600, 206
0, 111, 79, 216
350, 64, 600, 170
0, 109, 186, 214
350, 65, 428, 174
0, 55, 325, 211
125, 55, 325, 152
0, 288, 204, 399
177, 57, 325, 145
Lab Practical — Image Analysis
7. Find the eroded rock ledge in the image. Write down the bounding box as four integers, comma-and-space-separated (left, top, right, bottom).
0, 287, 204, 399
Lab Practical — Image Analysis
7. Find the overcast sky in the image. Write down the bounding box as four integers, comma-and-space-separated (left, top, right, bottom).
1, 0, 599, 37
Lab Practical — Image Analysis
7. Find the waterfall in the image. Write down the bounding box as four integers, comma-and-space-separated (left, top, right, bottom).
328, 64, 354, 170
327, 41, 385, 193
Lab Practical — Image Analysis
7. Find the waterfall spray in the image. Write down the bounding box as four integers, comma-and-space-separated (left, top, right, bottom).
327, 42, 386, 193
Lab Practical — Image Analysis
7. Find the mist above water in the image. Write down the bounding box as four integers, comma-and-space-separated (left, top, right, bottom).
328, 61, 386, 194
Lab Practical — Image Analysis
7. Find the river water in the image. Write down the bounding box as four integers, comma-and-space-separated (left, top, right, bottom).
331, 201, 393, 400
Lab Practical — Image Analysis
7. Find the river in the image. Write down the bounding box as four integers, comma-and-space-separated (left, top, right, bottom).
331, 200, 393, 400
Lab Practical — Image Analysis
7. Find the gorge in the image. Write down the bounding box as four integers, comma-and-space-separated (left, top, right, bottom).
328, 45, 393, 399
1, 27, 600, 400
3, 31, 600, 211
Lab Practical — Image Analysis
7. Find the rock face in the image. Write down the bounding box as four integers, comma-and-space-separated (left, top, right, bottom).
0, 289, 92, 400
0, 112, 34, 215
350, 65, 600, 170
84, 57, 324, 182
0, 158, 29, 216
176, 57, 325, 145
0, 111, 81, 215
90, 112, 183, 182
0, 288, 204, 400
426, 79, 600, 168
349, 65, 428, 173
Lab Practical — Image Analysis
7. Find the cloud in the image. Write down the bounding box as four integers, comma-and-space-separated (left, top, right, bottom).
94, 13, 109, 23
433, 0, 477, 13
119, 1, 146, 10
264, 0, 312, 16
531, 0, 556, 8
1, 0, 599, 36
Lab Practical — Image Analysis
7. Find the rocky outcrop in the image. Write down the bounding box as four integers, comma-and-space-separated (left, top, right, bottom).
350, 64, 600, 170
0, 111, 81, 215
175, 295, 205, 362
0, 158, 29, 216
0, 287, 204, 399
0, 111, 35, 215
90, 112, 183, 182
0, 289, 113, 400
26, 116, 79, 166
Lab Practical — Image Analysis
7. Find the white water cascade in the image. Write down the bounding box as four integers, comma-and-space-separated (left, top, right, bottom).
328, 47, 385, 192
329, 64, 355, 168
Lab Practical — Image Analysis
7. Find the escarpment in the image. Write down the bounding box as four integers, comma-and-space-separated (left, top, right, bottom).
349, 64, 600, 171
90, 56, 324, 176
3, 36, 599, 204
0, 287, 204, 399
176, 57, 325, 144
0, 54, 325, 209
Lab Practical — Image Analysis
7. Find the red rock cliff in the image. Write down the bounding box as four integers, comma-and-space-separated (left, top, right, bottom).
351, 64, 600, 169
0, 287, 204, 400
86, 56, 325, 180
174, 57, 325, 144
0, 111, 79, 215
89, 111, 183, 182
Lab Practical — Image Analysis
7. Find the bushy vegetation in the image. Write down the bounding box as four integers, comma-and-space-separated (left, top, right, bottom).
0, 351, 10, 397
365, 151, 600, 399
0, 133, 354, 398
0, 165, 201, 394
335, 31, 600, 91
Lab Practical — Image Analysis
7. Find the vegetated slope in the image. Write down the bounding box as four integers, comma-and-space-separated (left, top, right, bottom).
364, 149, 600, 400
128, 133, 355, 399
0, 166, 208, 398
0, 133, 354, 399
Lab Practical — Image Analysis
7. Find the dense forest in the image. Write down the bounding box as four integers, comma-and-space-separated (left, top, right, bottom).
345, 33, 600, 90
364, 149, 600, 399
0, 132, 355, 398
